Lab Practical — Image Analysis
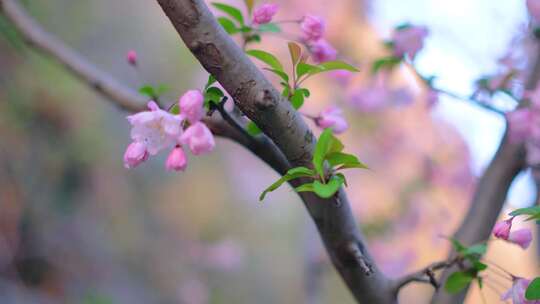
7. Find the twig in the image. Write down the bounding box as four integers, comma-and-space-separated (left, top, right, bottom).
210, 97, 254, 141
394, 257, 459, 291
435, 88, 506, 116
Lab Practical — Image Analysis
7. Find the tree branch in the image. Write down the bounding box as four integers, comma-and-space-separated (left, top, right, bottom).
394, 257, 460, 292
155, 0, 396, 303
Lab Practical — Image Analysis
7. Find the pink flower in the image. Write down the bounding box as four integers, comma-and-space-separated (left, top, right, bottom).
527, 0, 540, 23
179, 90, 204, 124
252, 3, 279, 25
316, 106, 348, 134
181, 122, 215, 155
329, 70, 354, 86
127, 102, 183, 155
126, 50, 137, 66
392, 25, 429, 59
502, 278, 540, 304
508, 228, 533, 249
165, 146, 188, 171
507, 109, 533, 144
123, 141, 149, 169
309, 39, 337, 63
493, 218, 513, 240
301, 14, 325, 42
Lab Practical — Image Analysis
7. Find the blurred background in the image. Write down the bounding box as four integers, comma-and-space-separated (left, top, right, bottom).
0, 0, 538, 303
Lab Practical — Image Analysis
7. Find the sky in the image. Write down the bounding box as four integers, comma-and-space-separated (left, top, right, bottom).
371, 0, 537, 208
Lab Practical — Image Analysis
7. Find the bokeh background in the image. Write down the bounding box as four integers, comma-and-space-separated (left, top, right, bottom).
0, 0, 538, 303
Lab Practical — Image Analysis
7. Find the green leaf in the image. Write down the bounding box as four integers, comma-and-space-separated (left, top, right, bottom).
169, 104, 180, 115
288, 41, 302, 65
297, 62, 323, 79
313, 175, 344, 198
526, 277, 540, 300
212, 2, 244, 25
510, 206, 540, 217
246, 121, 262, 136
218, 17, 240, 34
295, 182, 315, 193
246, 49, 284, 72
298, 88, 310, 97
445, 271, 474, 294
462, 243, 487, 258
290, 89, 305, 109
259, 167, 315, 201
139, 85, 156, 99
245, 34, 261, 43
204, 87, 224, 107
312, 129, 344, 179
395, 22, 412, 31
205, 74, 217, 90
326, 152, 368, 170
263, 68, 289, 82
371, 56, 402, 74
472, 261, 487, 272
318, 60, 360, 72
257, 23, 281, 33
282, 86, 290, 98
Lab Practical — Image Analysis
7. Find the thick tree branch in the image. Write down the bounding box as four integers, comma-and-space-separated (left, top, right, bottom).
155, 0, 396, 303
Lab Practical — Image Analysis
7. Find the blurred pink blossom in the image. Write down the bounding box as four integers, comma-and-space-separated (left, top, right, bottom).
392, 25, 428, 59
315, 105, 348, 134
508, 228, 533, 249
501, 278, 539, 304
180, 90, 205, 124
165, 146, 188, 171
527, 0, 540, 22
507, 109, 533, 143
181, 122, 215, 155
308, 39, 337, 63
252, 3, 279, 25
301, 14, 325, 42
492, 218, 513, 240
329, 70, 354, 86
126, 50, 137, 65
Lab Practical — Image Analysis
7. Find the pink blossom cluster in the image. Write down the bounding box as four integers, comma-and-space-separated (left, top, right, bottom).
315, 106, 348, 134
507, 86, 540, 167
124, 90, 215, 171
391, 25, 429, 59
252, 3, 279, 25
348, 73, 414, 112
528, 0, 540, 23
300, 15, 337, 63
492, 217, 533, 249
502, 277, 540, 304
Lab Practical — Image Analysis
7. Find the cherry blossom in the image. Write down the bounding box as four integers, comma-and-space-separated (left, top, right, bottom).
179, 90, 205, 124
301, 14, 325, 42
502, 278, 540, 304
252, 3, 279, 25
315, 106, 348, 134
392, 25, 429, 59
181, 122, 216, 155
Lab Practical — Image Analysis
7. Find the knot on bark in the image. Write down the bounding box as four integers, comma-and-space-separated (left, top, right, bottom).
337, 241, 373, 276
255, 89, 276, 110
191, 42, 224, 75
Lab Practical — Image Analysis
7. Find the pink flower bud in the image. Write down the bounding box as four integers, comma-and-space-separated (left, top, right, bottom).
126, 50, 137, 66
180, 90, 204, 124
301, 14, 325, 42
181, 122, 215, 155
507, 109, 533, 144
527, 0, 540, 22
165, 146, 188, 171
492, 218, 513, 240
316, 106, 348, 134
252, 3, 279, 25
508, 228, 533, 249
392, 25, 428, 59
147, 100, 160, 111
309, 39, 337, 63
123, 141, 148, 169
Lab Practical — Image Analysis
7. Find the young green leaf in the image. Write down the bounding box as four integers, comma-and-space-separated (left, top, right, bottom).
526, 277, 540, 300
212, 2, 245, 25
288, 41, 302, 66
295, 183, 315, 193
290, 89, 305, 109
257, 23, 281, 33
297, 62, 323, 79
259, 167, 315, 201
204, 87, 224, 107
263, 68, 289, 82
510, 206, 540, 217
139, 85, 156, 99
169, 104, 180, 115
205, 74, 217, 90
445, 272, 474, 294
312, 175, 344, 198
298, 88, 310, 97
312, 129, 344, 179
371, 56, 402, 74
326, 152, 369, 170
246, 121, 262, 136
246, 49, 284, 71
318, 60, 360, 72
218, 17, 240, 34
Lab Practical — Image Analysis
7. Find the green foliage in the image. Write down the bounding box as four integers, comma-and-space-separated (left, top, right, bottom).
138, 84, 169, 100
212, 2, 245, 25
509, 206, 540, 221
246, 49, 284, 72
371, 56, 402, 74
257, 23, 281, 33
445, 271, 474, 294
290, 89, 305, 109
204, 87, 224, 108
259, 129, 368, 201
246, 121, 262, 136
526, 277, 540, 300
263, 68, 289, 82
218, 17, 240, 34
259, 167, 315, 201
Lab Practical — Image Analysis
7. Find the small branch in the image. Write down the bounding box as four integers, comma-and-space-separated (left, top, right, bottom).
394, 258, 459, 292
210, 97, 254, 142
435, 88, 506, 116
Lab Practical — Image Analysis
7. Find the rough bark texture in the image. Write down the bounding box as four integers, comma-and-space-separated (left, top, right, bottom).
154, 0, 396, 303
